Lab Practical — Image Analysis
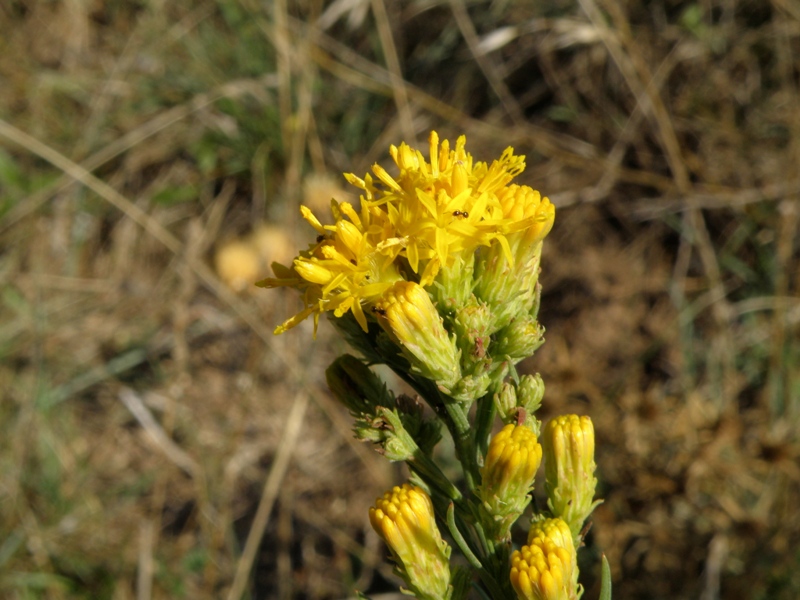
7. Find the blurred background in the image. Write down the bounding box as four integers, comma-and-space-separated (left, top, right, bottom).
1, 0, 799, 598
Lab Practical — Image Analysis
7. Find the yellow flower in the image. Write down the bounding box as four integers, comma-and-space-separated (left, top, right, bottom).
260, 131, 555, 336
510, 518, 579, 600
370, 484, 451, 600
257, 200, 402, 334
346, 131, 542, 286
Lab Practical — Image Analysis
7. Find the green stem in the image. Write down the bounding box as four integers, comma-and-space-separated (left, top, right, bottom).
442, 401, 480, 492
446, 505, 508, 600
388, 366, 480, 492
407, 449, 462, 502
473, 391, 496, 459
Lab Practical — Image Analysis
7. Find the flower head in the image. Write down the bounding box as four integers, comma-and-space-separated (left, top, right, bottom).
260, 131, 554, 337
543, 415, 601, 543
374, 280, 462, 395
479, 424, 542, 539
348, 132, 528, 284
369, 483, 451, 600
510, 517, 579, 600
257, 200, 402, 335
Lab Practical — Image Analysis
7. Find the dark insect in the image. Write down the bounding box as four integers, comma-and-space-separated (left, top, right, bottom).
372, 306, 387, 316
453, 210, 469, 218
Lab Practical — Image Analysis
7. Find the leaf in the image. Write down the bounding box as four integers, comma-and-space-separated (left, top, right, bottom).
598, 553, 612, 600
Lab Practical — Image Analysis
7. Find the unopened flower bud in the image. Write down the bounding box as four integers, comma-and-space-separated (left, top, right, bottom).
493, 314, 545, 364
543, 415, 601, 543
473, 185, 553, 329
493, 376, 544, 432
369, 484, 451, 600
451, 302, 493, 370
510, 517, 579, 600
374, 281, 462, 397
479, 424, 542, 539
516, 374, 545, 429
494, 382, 518, 423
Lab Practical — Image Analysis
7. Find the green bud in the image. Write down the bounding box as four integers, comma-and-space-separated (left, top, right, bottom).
493, 376, 544, 433
492, 314, 545, 363
494, 381, 518, 424
451, 301, 494, 374
373, 407, 420, 462
448, 373, 492, 405
516, 374, 545, 432
349, 406, 431, 463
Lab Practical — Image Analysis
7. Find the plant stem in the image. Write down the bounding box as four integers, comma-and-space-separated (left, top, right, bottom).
473, 391, 496, 458
442, 400, 480, 492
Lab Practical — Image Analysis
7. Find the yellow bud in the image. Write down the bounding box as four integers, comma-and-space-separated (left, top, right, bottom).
375, 281, 461, 394
527, 517, 574, 550
510, 518, 578, 600
369, 484, 451, 599
543, 415, 600, 543
479, 424, 542, 539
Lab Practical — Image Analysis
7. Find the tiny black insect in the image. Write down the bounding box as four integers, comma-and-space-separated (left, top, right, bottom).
453, 210, 469, 218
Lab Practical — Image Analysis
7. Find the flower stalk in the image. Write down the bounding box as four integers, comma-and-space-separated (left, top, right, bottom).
260, 131, 608, 599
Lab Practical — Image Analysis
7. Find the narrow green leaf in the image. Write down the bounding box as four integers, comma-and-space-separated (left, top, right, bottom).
598, 554, 612, 600
446, 503, 482, 570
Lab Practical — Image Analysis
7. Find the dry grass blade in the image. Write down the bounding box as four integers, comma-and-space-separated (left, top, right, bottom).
370, 0, 416, 143
448, 0, 525, 124
137, 519, 155, 600
0, 75, 277, 234
225, 391, 311, 600
0, 117, 279, 352
118, 387, 200, 478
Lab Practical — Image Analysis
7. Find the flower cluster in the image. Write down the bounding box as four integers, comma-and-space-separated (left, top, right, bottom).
260, 131, 555, 405
258, 131, 554, 337
261, 132, 608, 600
